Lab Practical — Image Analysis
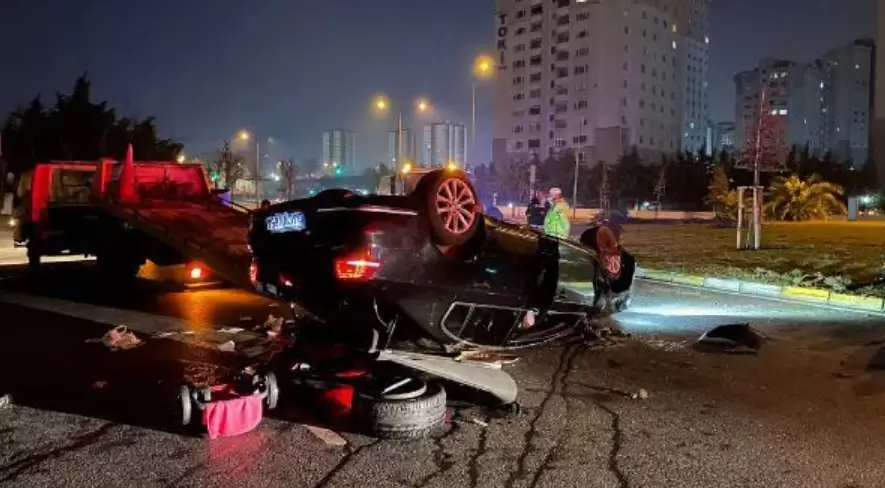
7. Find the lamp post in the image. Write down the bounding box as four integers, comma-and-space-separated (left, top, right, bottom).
372, 96, 430, 194
472, 54, 495, 169
238, 130, 265, 202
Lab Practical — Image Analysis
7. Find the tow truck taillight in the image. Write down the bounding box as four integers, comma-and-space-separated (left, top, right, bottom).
186, 262, 207, 281
334, 249, 381, 281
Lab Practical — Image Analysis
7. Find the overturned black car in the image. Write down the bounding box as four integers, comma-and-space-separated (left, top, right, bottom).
248, 169, 635, 352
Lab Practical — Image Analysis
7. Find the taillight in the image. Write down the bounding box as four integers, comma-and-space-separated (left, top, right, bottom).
334, 249, 381, 281
249, 259, 259, 284
187, 262, 208, 281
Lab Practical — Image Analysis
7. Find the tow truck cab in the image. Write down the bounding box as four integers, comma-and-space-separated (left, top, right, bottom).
9, 160, 216, 286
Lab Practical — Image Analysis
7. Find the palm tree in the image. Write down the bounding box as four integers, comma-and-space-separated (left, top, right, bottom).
765, 173, 847, 221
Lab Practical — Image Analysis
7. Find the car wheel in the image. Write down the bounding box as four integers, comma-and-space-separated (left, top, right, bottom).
178, 384, 193, 426
254, 372, 279, 410
352, 378, 447, 440
416, 170, 480, 246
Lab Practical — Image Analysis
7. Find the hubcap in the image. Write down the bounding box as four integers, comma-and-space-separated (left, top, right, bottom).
435, 179, 476, 235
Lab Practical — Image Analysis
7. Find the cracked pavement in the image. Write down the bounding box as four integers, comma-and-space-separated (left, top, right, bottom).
1, 263, 885, 487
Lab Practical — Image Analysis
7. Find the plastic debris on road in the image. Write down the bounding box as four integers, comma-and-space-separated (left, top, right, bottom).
455, 351, 520, 369
631, 388, 650, 400
86, 325, 143, 351
696, 323, 766, 354
218, 326, 245, 335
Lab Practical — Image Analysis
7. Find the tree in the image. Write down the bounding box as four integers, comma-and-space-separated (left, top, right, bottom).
0, 75, 183, 190
279, 158, 297, 200
209, 140, 244, 191
765, 173, 847, 221
706, 165, 731, 216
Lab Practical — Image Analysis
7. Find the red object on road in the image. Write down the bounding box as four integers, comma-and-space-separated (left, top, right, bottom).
202, 390, 264, 439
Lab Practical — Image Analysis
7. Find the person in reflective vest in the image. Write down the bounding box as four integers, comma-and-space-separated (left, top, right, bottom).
543, 187, 571, 239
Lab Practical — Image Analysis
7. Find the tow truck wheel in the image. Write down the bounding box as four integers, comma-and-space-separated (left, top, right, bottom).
26, 242, 41, 268
352, 379, 447, 440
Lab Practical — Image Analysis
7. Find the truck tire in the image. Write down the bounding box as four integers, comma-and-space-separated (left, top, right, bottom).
352, 380, 447, 440
26, 241, 41, 268
414, 170, 480, 246
96, 251, 143, 281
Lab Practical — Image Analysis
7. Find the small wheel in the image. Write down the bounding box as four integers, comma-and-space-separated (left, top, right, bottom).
178, 384, 193, 426
263, 372, 279, 410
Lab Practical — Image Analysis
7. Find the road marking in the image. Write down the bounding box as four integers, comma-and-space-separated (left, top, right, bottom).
0, 292, 263, 351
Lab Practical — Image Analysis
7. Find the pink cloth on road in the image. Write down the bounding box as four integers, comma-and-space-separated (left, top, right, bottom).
202, 394, 264, 439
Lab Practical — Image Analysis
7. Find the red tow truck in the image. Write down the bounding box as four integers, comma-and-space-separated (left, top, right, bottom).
8, 153, 252, 287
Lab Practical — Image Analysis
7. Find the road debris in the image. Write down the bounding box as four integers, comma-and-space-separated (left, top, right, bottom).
470, 418, 489, 428
631, 388, 650, 400
696, 323, 766, 354
303, 425, 348, 447
219, 326, 245, 335
218, 341, 236, 353
86, 325, 143, 351
0, 394, 12, 409
455, 351, 520, 368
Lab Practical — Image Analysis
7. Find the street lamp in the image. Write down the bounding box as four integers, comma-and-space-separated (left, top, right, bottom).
372, 95, 432, 194
471, 54, 495, 169
176, 154, 186, 164
238, 130, 262, 202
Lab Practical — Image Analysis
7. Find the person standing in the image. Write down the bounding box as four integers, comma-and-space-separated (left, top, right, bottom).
525, 190, 549, 229
543, 187, 571, 239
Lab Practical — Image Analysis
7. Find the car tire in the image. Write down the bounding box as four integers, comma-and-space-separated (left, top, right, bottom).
415, 170, 480, 246
352, 380, 447, 440
26, 241, 41, 268
256, 372, 279, 410
178, 384, 193, 426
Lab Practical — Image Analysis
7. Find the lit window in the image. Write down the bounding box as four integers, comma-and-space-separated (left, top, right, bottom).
855, 64, 860, 70
672, 41, 677, 50
778, 109, 787, 115
704, 35, 710, 44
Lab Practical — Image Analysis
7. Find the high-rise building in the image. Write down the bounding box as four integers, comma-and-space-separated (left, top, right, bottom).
321, 129, 355, 175
680, 0, 712, 153
387, 129, 417, 167
734, 41, 874, 166
492, 0, 711, 166
874, 0, 885, 186
819, 39, 874, 164
422, 123, 466, 168
713, 122, 736, 152
733, 58, 821, 155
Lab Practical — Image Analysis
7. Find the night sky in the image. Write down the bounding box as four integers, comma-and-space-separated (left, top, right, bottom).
0, 0, 876, 168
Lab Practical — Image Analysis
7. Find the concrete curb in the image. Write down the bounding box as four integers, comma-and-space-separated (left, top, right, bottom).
636, 266, 885, 314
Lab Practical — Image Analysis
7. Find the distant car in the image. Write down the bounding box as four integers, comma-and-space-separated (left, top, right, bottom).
248, 168, 635, 351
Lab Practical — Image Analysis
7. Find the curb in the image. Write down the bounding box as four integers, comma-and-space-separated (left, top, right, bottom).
636, 266, 885, 314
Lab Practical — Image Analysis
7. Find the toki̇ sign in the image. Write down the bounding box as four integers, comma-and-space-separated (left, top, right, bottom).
496, 11, 508, 70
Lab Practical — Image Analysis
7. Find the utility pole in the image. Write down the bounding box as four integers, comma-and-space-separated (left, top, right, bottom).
653, 165, 667, 218
572, 119, 585, 218
599, 162, 611, 217
254, 140, 260, 202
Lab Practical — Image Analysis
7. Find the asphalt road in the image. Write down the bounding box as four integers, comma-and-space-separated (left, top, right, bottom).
1, 262, 885, 487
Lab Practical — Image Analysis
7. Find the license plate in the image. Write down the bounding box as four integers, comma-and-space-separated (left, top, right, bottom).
266, 211, 306, 233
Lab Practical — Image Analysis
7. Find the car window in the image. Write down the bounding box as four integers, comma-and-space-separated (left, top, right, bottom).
50, 168, 95, 204
557, 240, 597, 297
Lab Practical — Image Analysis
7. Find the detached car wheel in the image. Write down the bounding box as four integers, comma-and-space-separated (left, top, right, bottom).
352, 379, 447, 440
416, 170, 480, 246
